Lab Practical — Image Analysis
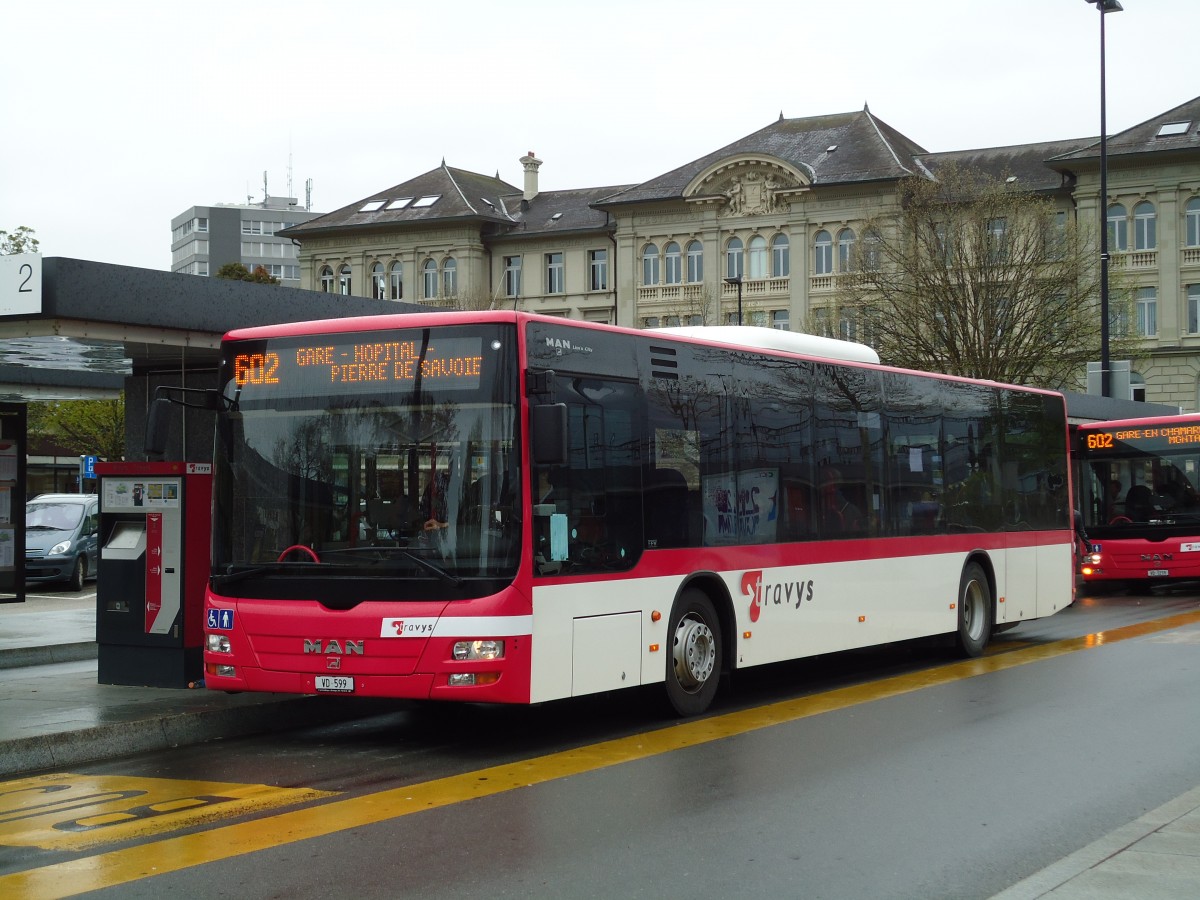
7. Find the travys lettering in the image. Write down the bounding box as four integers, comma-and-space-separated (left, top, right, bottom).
741, 569, 814, 623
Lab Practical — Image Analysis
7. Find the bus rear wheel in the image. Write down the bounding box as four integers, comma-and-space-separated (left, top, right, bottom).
666, 589, 722, 717
955, 561, 992, 657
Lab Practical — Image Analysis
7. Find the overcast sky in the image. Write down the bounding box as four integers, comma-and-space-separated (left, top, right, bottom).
2, 0, 1193, 272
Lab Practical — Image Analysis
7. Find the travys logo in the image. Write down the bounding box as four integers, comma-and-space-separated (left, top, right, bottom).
741, 569, 814, 623
380, 617, 438, 638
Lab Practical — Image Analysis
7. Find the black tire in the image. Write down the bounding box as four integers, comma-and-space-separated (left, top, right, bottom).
665, 588, 722, 717
68, 557, 86, 593
955, 561, 992, 657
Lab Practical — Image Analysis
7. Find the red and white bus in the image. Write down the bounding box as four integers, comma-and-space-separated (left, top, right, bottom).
1076, 413, 1200, 588
189, 311, 1074, 715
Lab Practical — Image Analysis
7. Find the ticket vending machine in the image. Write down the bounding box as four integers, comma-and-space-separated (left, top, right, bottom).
95, 461, 212, 688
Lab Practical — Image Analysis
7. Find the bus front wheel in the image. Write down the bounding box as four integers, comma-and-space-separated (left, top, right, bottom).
955, 562, 992, 657
666, 589, 722, 717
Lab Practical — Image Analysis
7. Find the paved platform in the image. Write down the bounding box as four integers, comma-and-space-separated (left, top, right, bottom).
0, 590, 379, 777
2, 590, 1199, 898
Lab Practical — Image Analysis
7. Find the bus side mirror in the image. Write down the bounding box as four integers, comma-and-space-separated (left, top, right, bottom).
531, 403, 568, 466
144, 397, 173, 458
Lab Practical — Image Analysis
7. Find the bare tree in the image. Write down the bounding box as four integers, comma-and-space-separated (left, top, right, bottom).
825, 164, 1137, 388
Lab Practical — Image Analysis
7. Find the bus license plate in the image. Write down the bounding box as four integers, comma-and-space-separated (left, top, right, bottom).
1148, 569, 1169, 577
315, 676, 354, 693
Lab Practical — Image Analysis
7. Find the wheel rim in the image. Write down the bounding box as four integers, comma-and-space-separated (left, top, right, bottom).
672, 614, 716, 693
962, 577, 986, 642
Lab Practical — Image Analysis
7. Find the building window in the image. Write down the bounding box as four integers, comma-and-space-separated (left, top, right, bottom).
814, 230, 833, 275
1134, 201, 1156, 251
1107, 204, 1128, 251
1188, 285, 1200, 333
319, 266, 334, 293
442, 258, 457, 298
686, 241, 703, 283
423, 259, 437, 299
726, 238, 744, 279
589, 249, 608, 291
861, 229, 882, 271
772, 310, 789, 330
837, 229, 856, 272
987, 218, 1008, 263
772, 234, 789, 277
1045, 211, 1068, 260
1187, 198, 1200, 247
503, 256, 522, 297
664, 242, 682, 285
664, 315, 681, 327
546, 252, 564, 293
687, 314, 703, 326
642, 244, 660, 286
643, 316, 660, 328
338, 264, 352, 295
747, 236, 767, 279
390, 261, 403, 300
371, 263, 386, 300
1135, 286, 1157, 336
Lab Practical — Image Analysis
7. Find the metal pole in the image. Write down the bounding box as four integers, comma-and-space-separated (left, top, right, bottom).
1098, 0, 1111, 398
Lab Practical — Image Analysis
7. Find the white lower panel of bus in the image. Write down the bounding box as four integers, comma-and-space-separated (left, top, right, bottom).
526, 542, 1072, 705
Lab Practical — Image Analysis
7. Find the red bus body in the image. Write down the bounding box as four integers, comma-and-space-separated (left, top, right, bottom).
201, 312, 1074, 714
1076, 413, 1200, 587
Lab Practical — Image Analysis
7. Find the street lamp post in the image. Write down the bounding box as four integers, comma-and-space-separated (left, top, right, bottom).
724, 275, 744, 325
1085, 0, 1123, 398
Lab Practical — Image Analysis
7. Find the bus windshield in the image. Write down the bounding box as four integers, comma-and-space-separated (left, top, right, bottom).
1078, 422, 1200, 534
210, 323, 521, 602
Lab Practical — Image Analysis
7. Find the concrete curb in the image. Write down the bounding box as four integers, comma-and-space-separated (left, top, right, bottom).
0, 642, 98, 670
0, 695, 384, 778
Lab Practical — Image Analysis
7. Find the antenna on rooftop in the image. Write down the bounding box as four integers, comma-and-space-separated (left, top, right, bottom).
306, 178, 313, 211
287, 152, 293, 199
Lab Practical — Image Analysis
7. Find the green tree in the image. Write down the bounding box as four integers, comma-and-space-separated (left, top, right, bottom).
29, 396, 125, 462
1, 225, 40, 255
822, 163, 1137, 388
215, 262, 280, 285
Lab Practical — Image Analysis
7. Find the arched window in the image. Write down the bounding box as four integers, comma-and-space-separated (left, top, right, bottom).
747, 236, 767, 279
423, 259, 437, 299
837, 228, 856, 272
814, 230, 833, 275
338, 264, 352, 295
862, 229, 882, 271
664, 242, 682, 284
642, 243, 660, 286
686, 241, 704, 282
1107, 203, 1128, 251
1134, 201, 1156, 250
772, 234, 790, 277
389, 261, 403, 300
726, 237, 743, 279
319, 265, 334, 293
442, 257, 457, 298
371, 262, 386, 300
1187, 197, 1200, 247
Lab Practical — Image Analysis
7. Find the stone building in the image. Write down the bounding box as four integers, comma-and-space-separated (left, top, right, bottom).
280, 95, 1200, 409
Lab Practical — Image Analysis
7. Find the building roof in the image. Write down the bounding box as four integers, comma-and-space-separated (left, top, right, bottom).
281, 163, 522, 236
919, 138, 1093, 193
597, 106, 930, 207
1049, 94, 1200, 164
497, 185, 633, 238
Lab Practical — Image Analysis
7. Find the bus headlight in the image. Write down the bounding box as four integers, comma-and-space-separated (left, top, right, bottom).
207, 633, 232, 653
452, 639, 504, 661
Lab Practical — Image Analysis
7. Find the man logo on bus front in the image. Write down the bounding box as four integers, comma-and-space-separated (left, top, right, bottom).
741, 569, 815, 623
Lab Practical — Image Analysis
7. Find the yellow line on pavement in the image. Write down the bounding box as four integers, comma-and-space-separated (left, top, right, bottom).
6, 608, 1200, 899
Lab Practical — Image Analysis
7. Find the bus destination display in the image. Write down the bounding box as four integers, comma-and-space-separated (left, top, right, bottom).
229, 335, 484, 397
1084, 422, 1200, 452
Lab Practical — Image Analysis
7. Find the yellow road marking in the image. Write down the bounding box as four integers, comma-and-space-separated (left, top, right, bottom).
5, 608, 1200, 899
0, 774, 335, 851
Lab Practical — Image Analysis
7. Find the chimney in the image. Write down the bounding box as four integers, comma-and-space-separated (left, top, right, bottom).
520, 150, 542, 202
